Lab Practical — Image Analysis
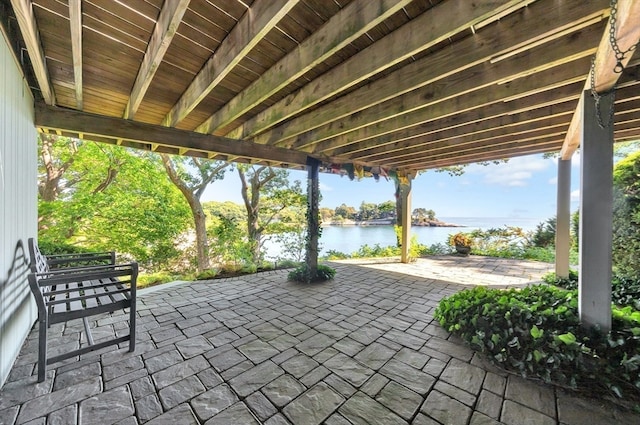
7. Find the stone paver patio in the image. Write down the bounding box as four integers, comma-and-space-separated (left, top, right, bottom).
1, 256, 638, 425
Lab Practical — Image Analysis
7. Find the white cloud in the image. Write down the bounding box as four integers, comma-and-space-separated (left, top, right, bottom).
319, 182, 333, 192
571, 189, 580, 202
548, 177, 558, 184
469, 155, 551, 187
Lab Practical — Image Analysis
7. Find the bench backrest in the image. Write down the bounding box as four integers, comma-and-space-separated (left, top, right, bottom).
28, 238, 50, 275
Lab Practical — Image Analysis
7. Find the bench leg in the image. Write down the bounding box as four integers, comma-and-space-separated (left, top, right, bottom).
128, 300, 136, 352
37, 315, 48, 383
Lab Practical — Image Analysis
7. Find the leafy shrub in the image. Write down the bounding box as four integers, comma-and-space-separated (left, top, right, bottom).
276, 259, 302, 269
532, 217, 556, 248
138, 271, 182, 289
288, 263, 336, 283
612, 275, 640, 310
542, 270, 579, 290
613, 151, 640, 281
325, 250, 349, 260
435, 285, 640, 399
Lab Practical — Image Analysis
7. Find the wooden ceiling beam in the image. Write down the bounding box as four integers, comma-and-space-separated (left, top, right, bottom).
10, 0, 55, 104
69, 0, 82, 110
310, 57, 591, 154
194, 0, 414, 135
251, 0, 609, 148
124, 0, 190, 120
340, 98, 580, 159
293, 25, 600, 152
162, 0, 300, 128
561, 0, 640, 159
225, 0, 528, 141
35, 103, 310, 167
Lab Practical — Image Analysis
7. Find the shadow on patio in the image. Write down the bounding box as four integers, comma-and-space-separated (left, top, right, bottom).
0, 256, 637, 425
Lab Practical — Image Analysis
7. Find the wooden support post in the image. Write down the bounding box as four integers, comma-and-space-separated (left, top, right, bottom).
555, 158, 571, 279
306, 157, 321, 276
579, 89, 613, 331
400, 176, 412, 263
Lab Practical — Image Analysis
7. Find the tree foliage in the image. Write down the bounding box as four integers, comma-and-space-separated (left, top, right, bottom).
38, 136, 191, 268
612, 150, 640, 280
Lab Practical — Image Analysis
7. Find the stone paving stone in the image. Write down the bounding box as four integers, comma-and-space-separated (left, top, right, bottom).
281, 353, 319, 378
104, 368, 149, 391
296, 333, 336, 356
175, 317, 204, 330
272, 347, 298, 365
282, 322, 310, 336
300, 365, 331, 387
349, 325, 385, 346
505, 375, 555, 418
264, 413, 292, 425
0, 377, 52, 410
48, 404, 77, 425
313, 347, 339, 364
269, 333, 301, 351
483, 371, 507, 395
556, 391, 640, 425
393, 347, 430, 369
238, 339, 280, 363
158, 375, 205, 410
175, 335, 213, 358
420, 390, 472, 425
434, 380, 476, 407
323, 374, 357, 398
422, 357, 447, 378
220, 360, 254, 380
501, 400, 555, 425
339, 391, 407, 425
476, 389, 502, 419
207, 330, 240, 347
228, 360, 285, 397
379, 358, 435, 396
324, 353, 375, 387
103, 356, 145, 382
360, 373, 390, 398
262, 374, 306, 408
332, 337, 365, 357
353, 341, 396, 370
152, 355, 210, 389
145, 404, 199, 425
79, 386, 135, 425
283, 382, 345, 425
190, 384, 238, 422
135, 394, 163, 423
206, 346, 247, 372
114, 417, 137, 425
53, 361, 101, 391
245, 391, 278, 421
315, 322, 351, 339
197, 368, 223, 389
250, 323, 285, 341
0, 405, 19, 425
21, 417, 45, 425
324, 413, 352, 425
16, 377, 101, 423
150, 326, 183, 344
411, 413, 441, 425
439, 358, 485, 395
424, 336, 474, 362
469, 411, 503, 425
204, 401, 260, 425
376, 381, 422, 420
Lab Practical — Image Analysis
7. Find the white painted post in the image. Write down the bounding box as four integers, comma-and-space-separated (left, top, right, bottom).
579, 89, 613, 331
555, 158, 571, 279
400, 177, 412, 263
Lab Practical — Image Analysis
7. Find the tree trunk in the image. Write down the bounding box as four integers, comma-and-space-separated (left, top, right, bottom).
161, 154, 210, 272
39, 134, 77, 201
238, 167, 263, 264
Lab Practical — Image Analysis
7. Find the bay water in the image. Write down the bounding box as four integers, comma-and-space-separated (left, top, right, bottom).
264, 216, 543, 260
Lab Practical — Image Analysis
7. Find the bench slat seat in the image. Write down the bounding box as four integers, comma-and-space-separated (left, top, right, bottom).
27, 238, 137, 382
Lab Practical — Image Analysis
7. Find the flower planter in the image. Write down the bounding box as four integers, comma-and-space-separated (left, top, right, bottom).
455, 245, 471, 255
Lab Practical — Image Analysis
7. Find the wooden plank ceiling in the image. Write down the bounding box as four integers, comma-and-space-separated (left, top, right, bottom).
3, 0, 640, 174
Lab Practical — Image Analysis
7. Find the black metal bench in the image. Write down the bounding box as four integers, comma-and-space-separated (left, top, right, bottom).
27, 238, 138, 382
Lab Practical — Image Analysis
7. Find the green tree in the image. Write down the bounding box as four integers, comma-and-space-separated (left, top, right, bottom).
378, 201, 396, 218
238, 165, 306, 264
532, 217, 556, 248
38, 137, 191, 268
612, 150, 640, 280
334, 203, 357, 220
161, 154, 228, 272
358, 202, 378, 220
320, 207, 334, 222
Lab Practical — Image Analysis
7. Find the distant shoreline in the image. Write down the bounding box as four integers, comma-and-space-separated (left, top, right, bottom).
322, 219, 464, 228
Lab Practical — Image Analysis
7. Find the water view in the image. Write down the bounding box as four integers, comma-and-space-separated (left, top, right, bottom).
264, 216, 543, 259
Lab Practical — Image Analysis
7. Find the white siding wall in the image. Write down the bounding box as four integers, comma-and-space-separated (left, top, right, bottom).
0, 31, 37, 387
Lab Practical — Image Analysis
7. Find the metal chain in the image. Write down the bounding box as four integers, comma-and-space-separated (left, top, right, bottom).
609, 0, 639, 73
590, 57, 616, 129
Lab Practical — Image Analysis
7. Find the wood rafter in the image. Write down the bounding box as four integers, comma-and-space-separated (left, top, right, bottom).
69, 0, 82, 110
254, 0, 609, 148
161, 0, 300, 128
10, 0, 55, 104
35, 104, 311, 167
561, 0, 640, 159
225, 0, 528, 141
194, 0, 414, 135
124, 0, 190, 120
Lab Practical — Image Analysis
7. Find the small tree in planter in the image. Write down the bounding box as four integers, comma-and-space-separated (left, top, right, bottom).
449, 232, 472, 255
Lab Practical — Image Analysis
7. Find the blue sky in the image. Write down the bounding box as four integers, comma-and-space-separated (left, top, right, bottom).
202, 153, 581, 222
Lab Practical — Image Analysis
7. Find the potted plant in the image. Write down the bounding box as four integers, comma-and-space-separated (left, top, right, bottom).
449, 232, 472, 255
